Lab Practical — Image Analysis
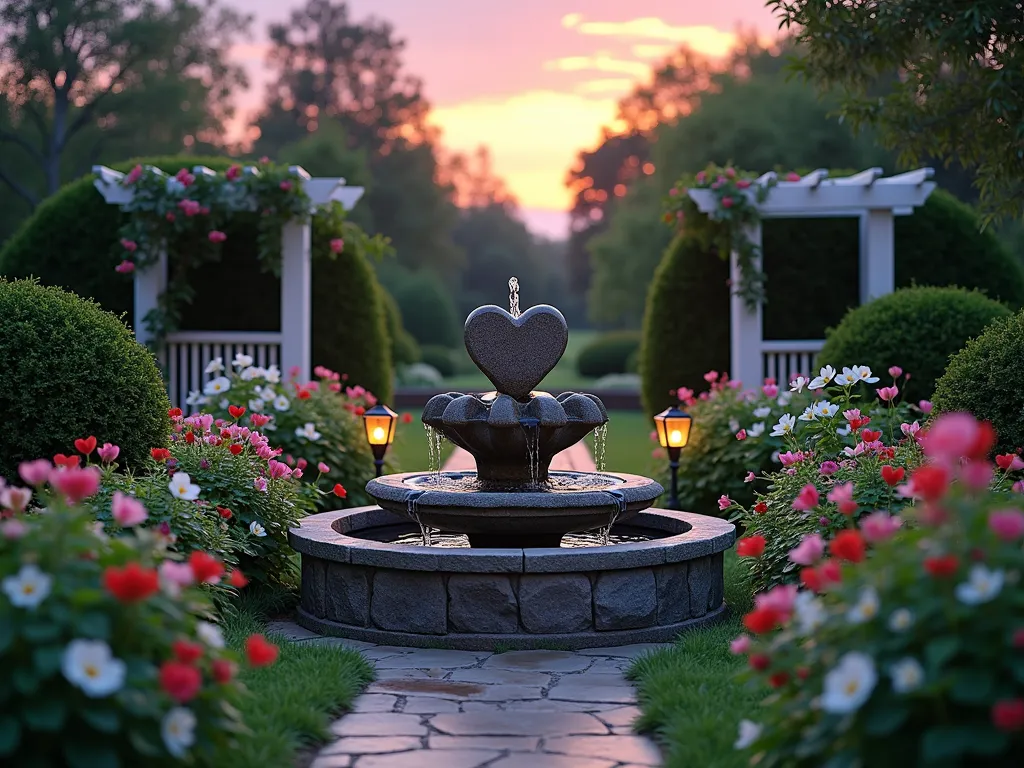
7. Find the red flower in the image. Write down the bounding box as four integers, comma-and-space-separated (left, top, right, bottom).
208, 230, 227, 243
189, 551, 224, 584
736, 535, 766, 558
749, 653, 770, 671
251, 414, 271, 428
721, 196, 734, 208
992, 699, 1024, 731
229, 569, 249, 588
830, 530, 866, 563
333, 484, 348, 498
245, 634, 279, 667
229, 443, 243, 456
217, 506, 232, 519
212, 659, 236, 684
172, 640, 204, 664
159, 661, 202, 703
74, 436, 97, 456
228, 405, 246, 419
907, 465, 949, 502
401, 413, 413, 424
53, 453, 80, 468
184, 431, 195, 444
743, 607, 781, 634
860, 429, 882, 443
880, 465, 905, 486
924, 554, 959, 578
103, 563, 160, 603
168, 407, 183, 419
968, 421, 996, 461
297, 389, 311, 400
753, 501, 768, 514
1012, 628, 1024, 648
151, 448, 171, 462
800, 567, 824, 592
768, 672, 789, 688
354, 406, 365, 416
819, 559, 842, 584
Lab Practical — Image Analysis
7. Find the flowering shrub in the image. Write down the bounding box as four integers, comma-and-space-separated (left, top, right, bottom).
188, 355, 381, 508
727, 365, 922, 591
730, 411, 1024, 766
0, 464, 279, 765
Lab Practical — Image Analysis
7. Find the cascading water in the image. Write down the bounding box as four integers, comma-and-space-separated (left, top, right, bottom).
424, 423, 446, 485
593, 423, 608, 472
600, 489, 627, 546
405, 489, 433, 546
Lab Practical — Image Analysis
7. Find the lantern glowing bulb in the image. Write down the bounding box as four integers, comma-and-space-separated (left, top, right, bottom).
372, 426, 386, 442
362, 404, 398, 469
670, 429, 683, 445
653, 406, 692, 452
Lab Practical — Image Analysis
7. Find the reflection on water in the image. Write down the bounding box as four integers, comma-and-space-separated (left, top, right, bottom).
355, 527, 660, 549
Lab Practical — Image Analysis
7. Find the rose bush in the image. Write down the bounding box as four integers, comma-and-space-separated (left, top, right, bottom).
730, 412, 1024, 767
0, 463, 279, 765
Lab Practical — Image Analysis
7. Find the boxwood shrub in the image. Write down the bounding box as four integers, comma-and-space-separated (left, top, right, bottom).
576, 331, 642, 378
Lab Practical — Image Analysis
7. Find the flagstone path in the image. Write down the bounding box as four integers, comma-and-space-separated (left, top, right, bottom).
269, 621, 667, 768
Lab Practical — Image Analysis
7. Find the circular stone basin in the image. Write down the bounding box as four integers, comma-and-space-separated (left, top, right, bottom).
366, 470, 664, 548
289, 505, 736, 650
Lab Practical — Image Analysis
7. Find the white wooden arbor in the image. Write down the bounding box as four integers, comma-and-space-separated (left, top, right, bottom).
687, 168, 937, 387
93, 164, 364, 406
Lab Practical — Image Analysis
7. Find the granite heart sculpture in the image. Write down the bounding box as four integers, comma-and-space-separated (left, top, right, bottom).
464, 304, 569, 400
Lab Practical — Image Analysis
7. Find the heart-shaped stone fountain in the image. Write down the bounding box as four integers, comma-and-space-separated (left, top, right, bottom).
464, 304, 568, 400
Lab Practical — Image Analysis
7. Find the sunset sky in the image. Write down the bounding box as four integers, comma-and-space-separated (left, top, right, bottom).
237, 0, 780, 237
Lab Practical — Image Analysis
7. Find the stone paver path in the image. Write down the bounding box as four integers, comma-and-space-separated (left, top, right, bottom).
269, 621, 666, 768
443, 442, 597, 473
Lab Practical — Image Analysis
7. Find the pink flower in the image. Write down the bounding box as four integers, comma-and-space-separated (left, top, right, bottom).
736, 429, 747, 441
250, 414, 271, 428
330, 238, 344, 253
877, 385, 899, 402
762, 384, 779, 397
177, 199, 201, 216
18, 459, 51, 486
290, 365, 302, 379
736, 179, 752, 189
696, 171, 707, 183
819, 461, 839, 476
744, 472, 756, 483
0, 486, 32, 513
97, 443, 120, 463
919, 400, 933, 414
827, 482, 858, 514
704, 371, 719, 384
259, 156, 270, 164
721, 196, 734, 208
1014, 481, 1024, 494
120, 238, 137, 253
961, 460, 994, 489
292, 468, 303, 479
921, 412, 984, 465
729, 635, 751, 654
159, 561, 194, 590
318, 462, 330, 474
785, 172, 801, 182
900, 421, 921, 438
888, 366, 903, 378
779, 451, 805, 467
860, 512, 902, 543
677, 387, 694, 403
1, 519, 29, 540
175, 168, 195, 186
208, 231, 227, 243
226, 164, 242, 181
788, 533, 825, 565
792, 483, 820, 511
718, 495, 733, 511
124, 165, 143, 185
112, 491, 148, 526
280, 180, 293, 191
115, 260, 135, 274
989, 509, 1024, 541
253, 477, 268, 493
755, 584, 798, 618
267, 460, 292, 480
49, 466, 101, 503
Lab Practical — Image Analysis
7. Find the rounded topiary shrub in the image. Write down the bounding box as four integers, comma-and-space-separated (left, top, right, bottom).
933, 309, 1024, 454
0, 155, 393, 401
0, 279, 170, 478
576, 331, 642, 378
420, 345, 457, 378
381, 288, 421, 366
640, 234, 729, 415
389, 270, 462, 349
818, 286, 1010, 402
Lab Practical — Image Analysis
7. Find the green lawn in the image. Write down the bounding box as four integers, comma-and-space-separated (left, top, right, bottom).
390, 409, 453, 472
216, 587, 374, 767
627, 552, 759, 768
589, 410, 659, 476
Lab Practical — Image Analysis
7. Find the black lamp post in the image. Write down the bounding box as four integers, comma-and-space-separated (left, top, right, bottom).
653, 405, 692, 510
362, 404, 398, 477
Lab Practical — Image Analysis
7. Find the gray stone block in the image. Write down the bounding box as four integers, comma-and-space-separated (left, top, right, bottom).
593, 569, 657, 631
519, 573, 592, 633
325, 562, 371, 627
655, 563, 690, 624
688, 556, 714, 618
371, 570, 447, 634
709, 551, 725, 609
448, 575, 520, 633
301, 556, 327, 617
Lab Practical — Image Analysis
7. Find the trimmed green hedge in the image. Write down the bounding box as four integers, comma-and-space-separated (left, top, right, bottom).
818, 286, 1010, 402
0, 279, 171, 479
933, 309, 1024, 454
420, 345, 457, 378
577, 331, 642, 377
0, 155, 393, 402
381, 289, 421, 366
641, 188, 1024, 414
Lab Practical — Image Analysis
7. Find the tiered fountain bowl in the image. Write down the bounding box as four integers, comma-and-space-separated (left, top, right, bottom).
290, 286, 735, 649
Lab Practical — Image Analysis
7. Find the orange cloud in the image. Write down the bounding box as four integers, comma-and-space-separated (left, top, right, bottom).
562, 14, 745, 57
574, 78, 637, 95
544, 54, 650, 78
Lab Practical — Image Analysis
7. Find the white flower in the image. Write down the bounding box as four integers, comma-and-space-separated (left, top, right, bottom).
753, 406, 772, 419
61, 639, 126, 698
296, 422, 321, 441
847, 586, 880, 624
821, 651, 877, 714
837, 425, 852, 437
955, 564, 1004, 605
815, 400, 839, 419
748, 422, 765, 438
273, 394, 290, 411
168, 472, 201, 501
240, 366, 265, 381
233, 353, 254, 369
185, 390, 208, 407
887, 608, 915, 632
204, 357, 224, 374
835, 367, 858, 386
777, 392, 792, 406
770, 414, 796, 436
794, 590, 827, 634
162, 707, 196, 758
728, 418, 740, 434
809, 365, 836, 390
734, 719, 762, 750
889, 657, 924, 693
798, 406, 817, 422
195, 620, 225, 649
264, 365, 282, 384
203, 376, 231, 396
2, 563, 53, 609
853, 365, 879, 384
790, 376, 809, 393
219, 398, 229, 409
249, 398, 265, 412
250, 520, 267, 537
165, 177, 185, 194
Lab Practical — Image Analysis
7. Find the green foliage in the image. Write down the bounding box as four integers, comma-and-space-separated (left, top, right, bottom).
379, 265, 462, 349
0, 487, 247, 765
819, 287, 1011, 403
771, 0, 1024, 219
380, 289, 421, 366
576, 331, 642, 378
0, 279, 170, 480
934, 309, 1024, 455
420, 345, 457, 378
